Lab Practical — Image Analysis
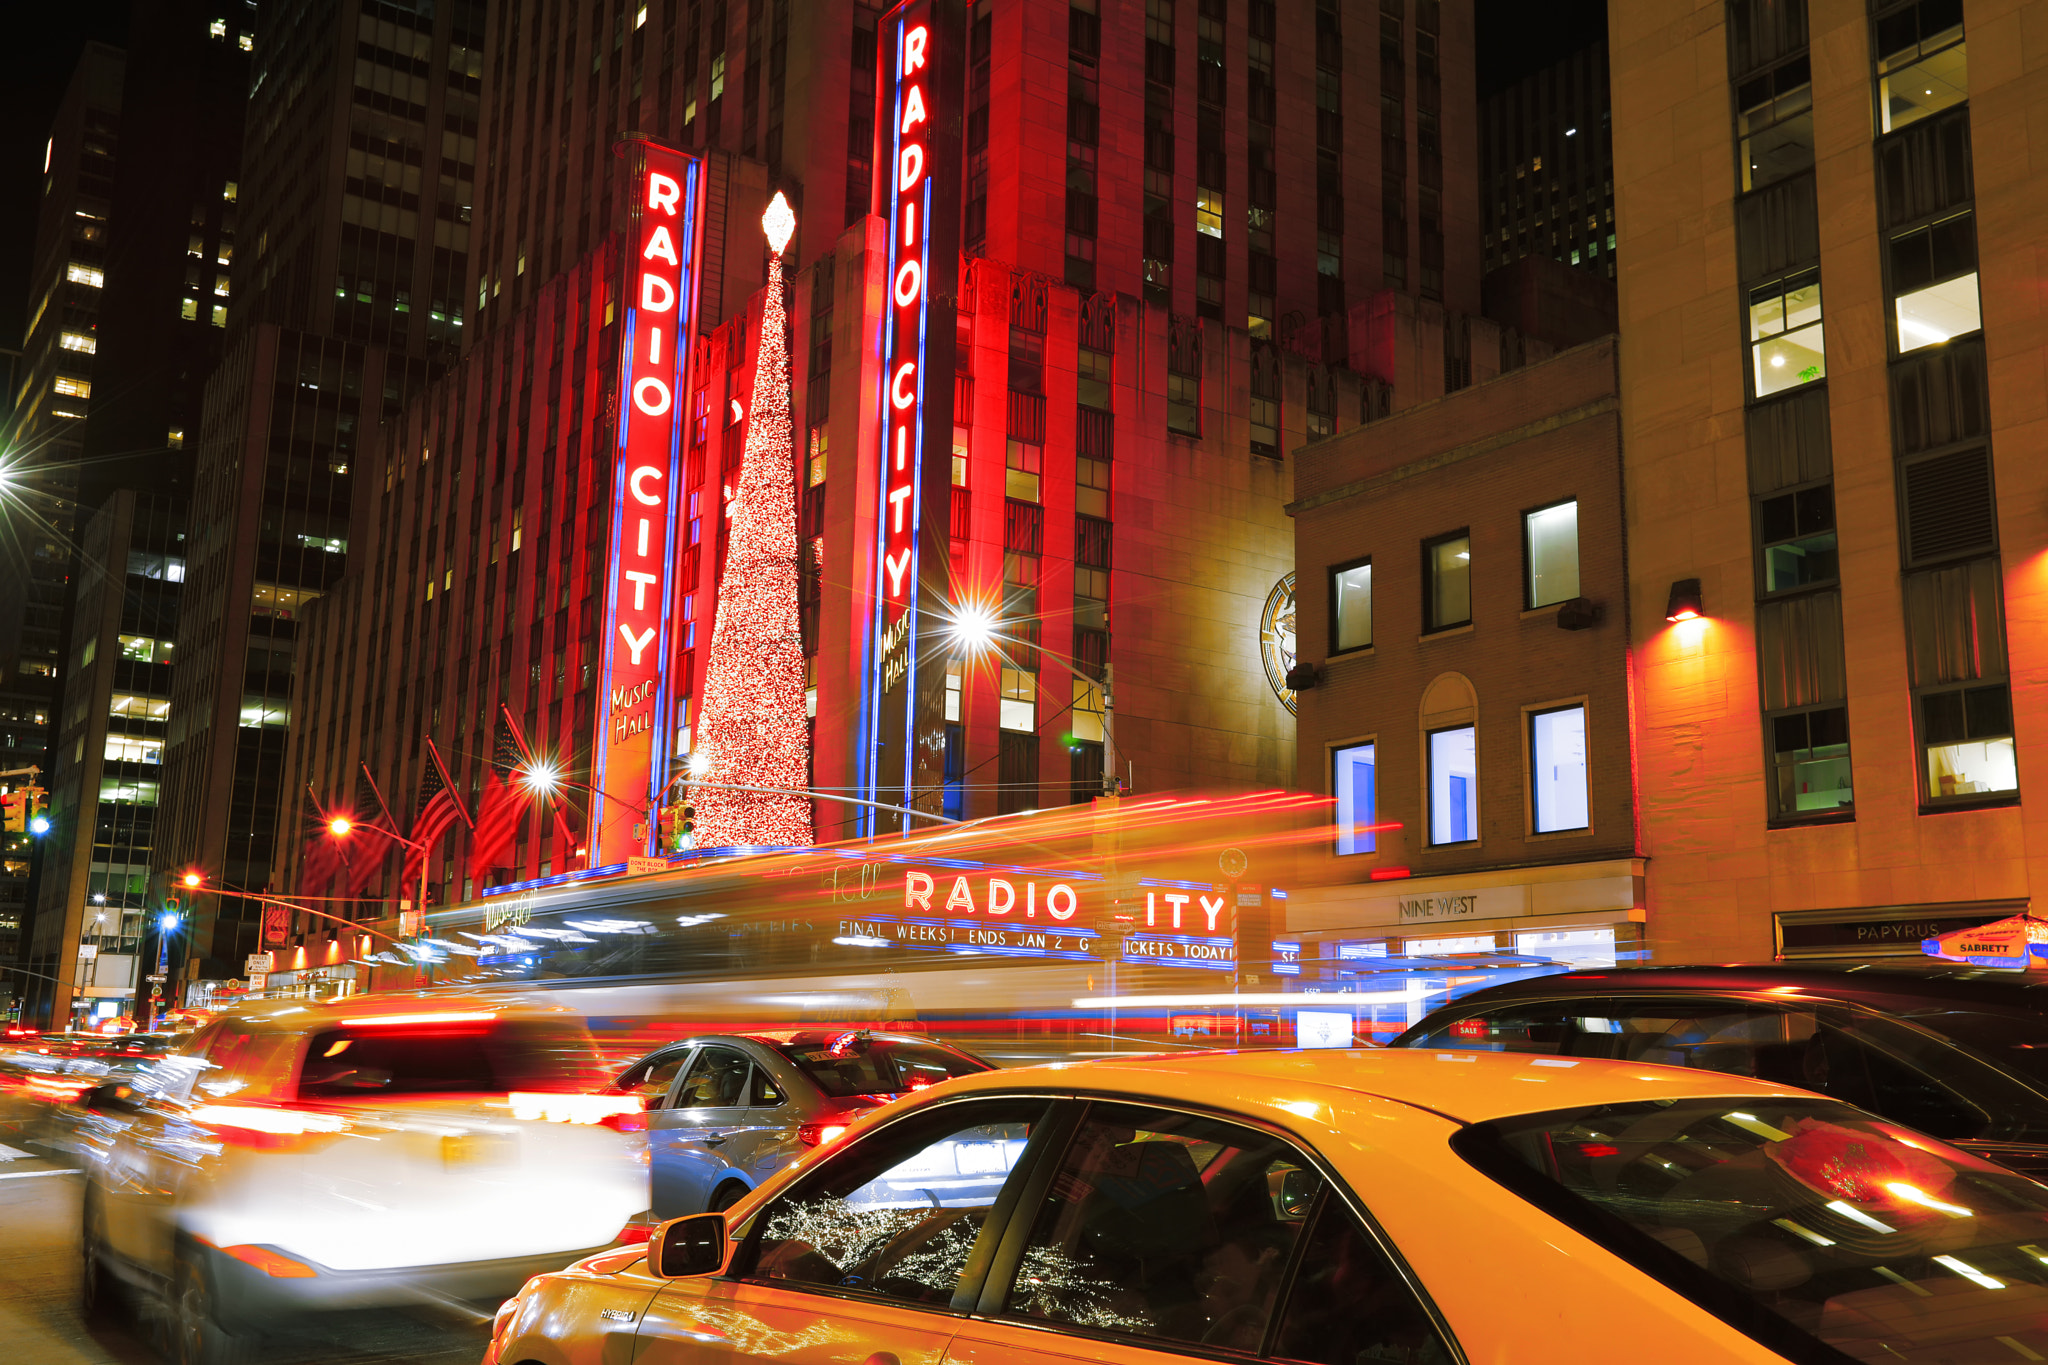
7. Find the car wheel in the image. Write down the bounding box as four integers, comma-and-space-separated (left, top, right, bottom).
79, 1197, 120, 1325
708, 1181, 747, 1212
169, 1245, 256, 1365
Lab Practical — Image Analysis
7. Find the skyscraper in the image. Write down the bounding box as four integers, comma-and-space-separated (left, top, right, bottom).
0, 42, 124, 1014
145, 0, 479, 997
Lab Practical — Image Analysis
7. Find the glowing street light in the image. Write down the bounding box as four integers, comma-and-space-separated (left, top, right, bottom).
948, 602, 997, 652
521, 762, 561, 795
329, 816, 352, 836
158, 911, 180, 932
181, 871, 203, 889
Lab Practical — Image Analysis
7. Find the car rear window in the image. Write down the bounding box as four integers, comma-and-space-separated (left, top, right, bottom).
298, 1018, 608, 1101
1456, 1095, 2048, 1363
776, 1036, 988, 1098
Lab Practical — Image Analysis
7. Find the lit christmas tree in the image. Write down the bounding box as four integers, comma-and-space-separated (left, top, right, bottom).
690, 191, 815, 849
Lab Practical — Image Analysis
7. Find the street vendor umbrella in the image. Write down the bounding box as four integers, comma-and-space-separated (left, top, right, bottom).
1922, 912, 2048, 969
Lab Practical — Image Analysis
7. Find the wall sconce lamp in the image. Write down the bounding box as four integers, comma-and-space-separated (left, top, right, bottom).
1665, 578, 1704, 623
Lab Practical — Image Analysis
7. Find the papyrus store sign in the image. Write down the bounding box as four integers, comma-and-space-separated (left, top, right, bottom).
863, 0, 962, 832
593, 139, 704, 865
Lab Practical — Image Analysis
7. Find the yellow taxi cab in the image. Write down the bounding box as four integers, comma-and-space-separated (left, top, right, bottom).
483, 1046, 2048, 1365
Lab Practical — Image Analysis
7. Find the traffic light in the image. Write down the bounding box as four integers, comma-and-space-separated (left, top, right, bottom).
681, 804, 696, 841
27, 791, 48, 836
1, 792, 22, 835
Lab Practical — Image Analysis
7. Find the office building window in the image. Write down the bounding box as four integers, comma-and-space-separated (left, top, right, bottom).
1758, 591, 1854, 820
1757, 483, 1838, 593
1889, 211, 1979, 352
1332, 741, 1376, 855
1005, 439, 1042, 503
1529, 705, 1588, 833
1077, 345, 1111, 411
1921, 684, 2016, 802
1906, 557, 2016, 804
1749, 269, 1825, 397
1428, 725, 1477, 845
1000, 666, 1035, 732
1423, 531, 1471, 632
1877, 0, 1966, 134
1330, 558, 1372, 652
1737, 54, 1812, 191
1770, 704, 1854, 816
1523, 500, 1579, 608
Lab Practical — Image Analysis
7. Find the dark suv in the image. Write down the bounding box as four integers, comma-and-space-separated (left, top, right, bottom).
1394, 961, 2048, 1177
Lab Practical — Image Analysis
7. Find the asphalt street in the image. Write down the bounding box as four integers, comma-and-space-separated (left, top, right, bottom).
0, 1139, 489, 1365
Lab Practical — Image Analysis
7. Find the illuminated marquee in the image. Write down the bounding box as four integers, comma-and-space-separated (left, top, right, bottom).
878, 8, 934, 626
593, 140, 703, 865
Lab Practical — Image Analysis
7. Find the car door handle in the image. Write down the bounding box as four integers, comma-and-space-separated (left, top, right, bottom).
702, 1135, 726, 1147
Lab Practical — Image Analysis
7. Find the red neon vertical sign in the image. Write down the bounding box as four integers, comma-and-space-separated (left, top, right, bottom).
879, 7, 933, 626
593, 140, 702, 865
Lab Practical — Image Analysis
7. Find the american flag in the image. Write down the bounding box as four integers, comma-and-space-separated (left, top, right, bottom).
466, 718, 529, 884
299, 787, 343, 895
402, 738, 469, 892
341, 763, 397, 896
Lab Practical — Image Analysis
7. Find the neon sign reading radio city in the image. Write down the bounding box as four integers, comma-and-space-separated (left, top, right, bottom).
904, 870, 1081, 920
593, 142, 702, 864
879, 14, 934, 623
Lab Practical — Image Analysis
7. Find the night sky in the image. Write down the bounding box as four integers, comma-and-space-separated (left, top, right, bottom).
0, 0, 1606, 360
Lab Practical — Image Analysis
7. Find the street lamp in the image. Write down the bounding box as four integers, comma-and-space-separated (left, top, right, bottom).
941, 601, 1121, 798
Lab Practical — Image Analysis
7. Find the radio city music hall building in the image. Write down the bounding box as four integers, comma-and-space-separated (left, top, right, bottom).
277, 0, 1505, 913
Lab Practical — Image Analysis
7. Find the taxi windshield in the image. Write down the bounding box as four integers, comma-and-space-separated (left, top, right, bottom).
1457, 1096, 2048, 1363
776, 1037, 989, 1098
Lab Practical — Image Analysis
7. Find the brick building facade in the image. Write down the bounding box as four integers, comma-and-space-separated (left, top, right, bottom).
1287, 334, 1635, 1030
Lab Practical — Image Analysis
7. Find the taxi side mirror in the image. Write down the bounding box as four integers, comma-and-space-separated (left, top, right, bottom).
1278, 1167, 1318, 1219
84, 1083, 140, 1115
652, 1213, 727, 1278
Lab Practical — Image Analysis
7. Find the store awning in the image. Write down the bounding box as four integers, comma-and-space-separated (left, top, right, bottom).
1921, 912, 2048, 969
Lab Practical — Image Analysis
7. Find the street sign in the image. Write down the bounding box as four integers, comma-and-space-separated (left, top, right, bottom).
245, 952, 275, 974
627, 856, 667, 877
145, 974, 166, 983
245, 972, 267, 993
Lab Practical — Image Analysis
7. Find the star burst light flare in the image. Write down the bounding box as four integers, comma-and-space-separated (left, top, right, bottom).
690, 192, 814, 849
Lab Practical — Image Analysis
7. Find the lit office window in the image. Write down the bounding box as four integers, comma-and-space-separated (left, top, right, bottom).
1749, 270, 1825, 397
1529, 705, 1589, 833
1524, 500, 1579, 608
1333, 741, 1377, 855
60, 331, 96, 354
1877, 0, 1966, 134
1330, 558, 1372, 652
1000, 667, 1034, 732
1424, 532, 1471, 632
66, 263, 104, 287
1428, 725, 1478, 844
1890, 212, 1979, 352
54, 376, 91, 399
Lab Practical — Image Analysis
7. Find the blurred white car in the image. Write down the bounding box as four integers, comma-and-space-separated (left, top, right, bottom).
77, 994, 647, 1364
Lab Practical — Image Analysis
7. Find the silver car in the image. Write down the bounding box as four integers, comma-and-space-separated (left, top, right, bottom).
608, 1028, 992, 1218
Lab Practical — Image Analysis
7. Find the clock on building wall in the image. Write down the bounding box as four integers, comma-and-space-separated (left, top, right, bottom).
1259, 573, 1298, 715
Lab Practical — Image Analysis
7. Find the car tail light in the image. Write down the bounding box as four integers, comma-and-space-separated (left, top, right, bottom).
25, 1075, 94, 1103
219, 1244, 317, 1278
189, 1104, 350, 1151
797, 1122, 848, 1148
600, 1109, 649, 1133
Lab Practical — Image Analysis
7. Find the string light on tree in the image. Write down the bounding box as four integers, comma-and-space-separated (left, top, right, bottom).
689, 191, 814, 850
